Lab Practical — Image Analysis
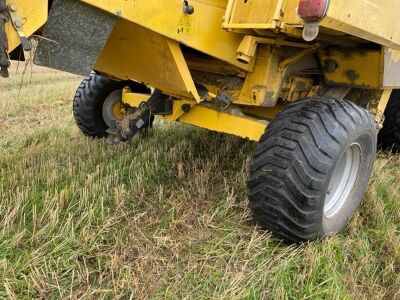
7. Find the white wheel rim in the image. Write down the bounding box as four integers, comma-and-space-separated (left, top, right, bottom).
102, 90, 122, 128
324, 143, 361, 219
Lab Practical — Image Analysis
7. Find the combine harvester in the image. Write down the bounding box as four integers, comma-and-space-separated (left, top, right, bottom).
1, 0, 400, 243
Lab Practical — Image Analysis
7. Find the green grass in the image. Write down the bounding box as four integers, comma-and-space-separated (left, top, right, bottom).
1, 65, 399, 299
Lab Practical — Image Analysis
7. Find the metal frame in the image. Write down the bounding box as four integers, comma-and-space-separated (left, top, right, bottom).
3, 0, 400, 142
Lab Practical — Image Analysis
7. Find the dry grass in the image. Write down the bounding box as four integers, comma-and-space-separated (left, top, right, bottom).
0, 64, 399, 299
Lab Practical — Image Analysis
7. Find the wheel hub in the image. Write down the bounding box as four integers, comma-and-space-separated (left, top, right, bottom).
102, 90, 125, 128
324, 143, 362, 218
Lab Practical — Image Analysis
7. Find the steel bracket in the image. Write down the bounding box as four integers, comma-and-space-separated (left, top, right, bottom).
7, 3, 31, 51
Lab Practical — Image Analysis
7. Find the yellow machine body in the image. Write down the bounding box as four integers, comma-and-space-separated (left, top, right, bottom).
4, 0, 47, 53
4, 0, 400, 141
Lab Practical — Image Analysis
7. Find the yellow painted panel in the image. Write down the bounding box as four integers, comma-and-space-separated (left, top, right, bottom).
178, 105, 267, 141
161, 99, 197, 122
95, 20, 200, 101
227, 0, 280, 25
222, 0, 400, 50
320, 0, 400, 50
319, 48, 382, 89
5, 0, 48, 52
122, 90, 150, 108
281, 0, 302, 25
223, 0, 302, 29
236, 45, 283, 107
80, 0, 250, 71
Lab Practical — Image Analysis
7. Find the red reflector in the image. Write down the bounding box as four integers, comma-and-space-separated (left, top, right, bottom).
298, 0, 329, 22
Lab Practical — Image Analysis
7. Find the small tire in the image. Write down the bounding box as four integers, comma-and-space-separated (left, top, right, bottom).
73, 72, 149, 138
248, 98, 376, 243
378, 90, 400, 152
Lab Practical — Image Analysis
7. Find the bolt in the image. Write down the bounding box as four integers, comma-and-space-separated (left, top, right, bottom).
183, 5, 194, 14
13, 18, 22, 28
183, 1, 194, 15
115, 9, 122, 16
8, 4, 17, 12
181, 104, 191, 113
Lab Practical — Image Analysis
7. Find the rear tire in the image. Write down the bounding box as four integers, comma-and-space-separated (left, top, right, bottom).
248, 98, 376, 243
73, 72, 149, 138
378, 90, 400, 152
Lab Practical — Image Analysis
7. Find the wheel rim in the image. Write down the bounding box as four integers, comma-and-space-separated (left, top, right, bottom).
102, 90, 125, 128
324, 143, 361, 218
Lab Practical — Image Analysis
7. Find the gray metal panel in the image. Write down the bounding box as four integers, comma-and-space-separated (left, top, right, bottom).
383, 47, 400, 88
34, 0, 116, 76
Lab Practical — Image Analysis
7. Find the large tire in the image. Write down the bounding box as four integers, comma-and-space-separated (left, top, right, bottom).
73, 72, 149, 138
378, 90, 400, 152
248, 98, 377, 243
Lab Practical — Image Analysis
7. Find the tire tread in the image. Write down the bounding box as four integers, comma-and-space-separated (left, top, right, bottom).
248, 98, 376, 243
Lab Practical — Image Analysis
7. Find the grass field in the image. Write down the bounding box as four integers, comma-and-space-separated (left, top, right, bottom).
0, 64, 399, 299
